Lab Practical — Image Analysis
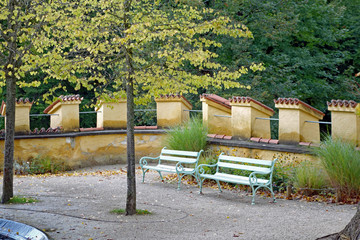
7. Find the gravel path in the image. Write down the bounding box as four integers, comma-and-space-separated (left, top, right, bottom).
0, 164, 356, 240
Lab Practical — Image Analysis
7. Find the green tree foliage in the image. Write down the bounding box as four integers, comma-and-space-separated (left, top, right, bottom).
206, 0, 358, 111
49, 0, 259, 214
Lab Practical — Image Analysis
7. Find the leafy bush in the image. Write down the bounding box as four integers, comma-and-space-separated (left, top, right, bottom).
165, 117, 207, 152
14, 156, 68, 175
314, 137, 360, 201
293, 160, 330, 191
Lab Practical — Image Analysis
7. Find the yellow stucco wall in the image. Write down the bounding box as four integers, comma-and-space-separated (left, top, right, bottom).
97, 102, 127, 129
156, 98, 191, 128
331, 111, 360, 145
15, 105, 31, 133
299, 111, 321, 143
231, 102, 273, 139
0, 133, 166, 169
202, 100, 231, 135
278, 109, 300, 143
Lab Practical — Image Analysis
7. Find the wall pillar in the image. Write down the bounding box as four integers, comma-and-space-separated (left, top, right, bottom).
155, 95, 192, 128
200, 94, 231, 135
327, 100, 360, 145
274, 98, 325, 144
0, 98, 32, 134
96, 100, 127, 129
230, 97, 274, 139
44, 95, 83, 132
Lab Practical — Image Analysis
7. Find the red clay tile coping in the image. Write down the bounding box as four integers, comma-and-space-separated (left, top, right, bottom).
215, 134, 225, 139
230, 96, 274, 113
274, 98, 325, 116
80, 127, 104, 132
250, 137, 261, 143
31, 127, 62, 134
223, 136, 232, 140
200, 94, 231, 109
158, 94, 193, 108
134, 126, 158, 130
299, 142, 311, 147
44, 94, 83, 113
327, 99, 358, 108
260, 138, 270, 143
207, 134, 217, 138
1, 98, 33, 115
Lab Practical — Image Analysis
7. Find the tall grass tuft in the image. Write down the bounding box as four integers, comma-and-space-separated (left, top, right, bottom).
165, 117, 208, 152
314, 137, 360, 201
293, 160, 330, 191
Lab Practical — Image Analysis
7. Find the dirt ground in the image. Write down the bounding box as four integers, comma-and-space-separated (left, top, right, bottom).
0, 164, 357, 240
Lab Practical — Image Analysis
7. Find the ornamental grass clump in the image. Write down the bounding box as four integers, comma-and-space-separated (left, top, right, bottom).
314, 137, 360, 201
293, 160, 330, 195
165, 117, 208, 152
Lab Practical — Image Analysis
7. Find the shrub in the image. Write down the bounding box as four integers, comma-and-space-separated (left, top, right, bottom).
165, 117, 208, 152
293, 160, 330, 192
14, 156, 68, 175
314, 137, 360, 201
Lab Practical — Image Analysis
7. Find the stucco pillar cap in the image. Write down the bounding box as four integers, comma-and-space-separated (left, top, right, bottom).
327, 99, 358, 113
1, 98, 33, 116
230, 96, 274, 116
44, 95, 83, 114
155, 94, 192, 110
200, 94, 231, 113
274, 97, 325, 120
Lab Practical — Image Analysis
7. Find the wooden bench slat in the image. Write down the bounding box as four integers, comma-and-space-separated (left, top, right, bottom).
219, 155, 273, 166
160, 155, 197, 164
162, 149, 200, 157
217, 162, 271, 174
199, 173, 269, 185
143, 164, 194, 173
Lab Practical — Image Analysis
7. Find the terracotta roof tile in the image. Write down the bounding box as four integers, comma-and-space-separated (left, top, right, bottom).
31, 127, 62, 135
230, 96, 274, 113
269, 139, 279, 144
327, 99, 358, 108
223, 135, 232, 140
80, 127, 104, 132
207, 134, 216, 138
215, 134, 225, 139
200, 94, 231, 109
260, 138, 271, 143
44, 95, 83, 113
250, 137, 262, 143
274, 98, 325, 116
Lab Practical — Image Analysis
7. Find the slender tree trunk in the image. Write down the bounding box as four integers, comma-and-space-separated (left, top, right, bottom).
1, 0, 17, 204
1, 76, 16, 204
124, 0, 136, 216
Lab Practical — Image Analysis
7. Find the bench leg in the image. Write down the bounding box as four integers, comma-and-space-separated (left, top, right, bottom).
216, 180, 222, 193
177, 174, 184, 190
199, 178, 204, 194
251, 185, 257, 205
142, 169, 149, 183
158, 171, 163, 181
270, 185, 276, 203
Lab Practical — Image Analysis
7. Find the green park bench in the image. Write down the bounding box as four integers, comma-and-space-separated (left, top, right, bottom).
139, 147, 204, 190
196, 153, 278, 205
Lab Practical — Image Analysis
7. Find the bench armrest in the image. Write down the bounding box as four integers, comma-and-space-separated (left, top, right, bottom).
196, 163, 218, 175
249, 171, 270, 185
139, 156, 160, 167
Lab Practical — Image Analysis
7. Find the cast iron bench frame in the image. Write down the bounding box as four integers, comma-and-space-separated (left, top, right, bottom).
139, 147, 204, 190
196, 153, 278, 205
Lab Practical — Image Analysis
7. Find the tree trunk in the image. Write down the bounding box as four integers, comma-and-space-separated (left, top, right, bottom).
124, 0, 136, 216
317, 203, 360, 240
1, 76, 16, 204
1, 0, 17, 204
